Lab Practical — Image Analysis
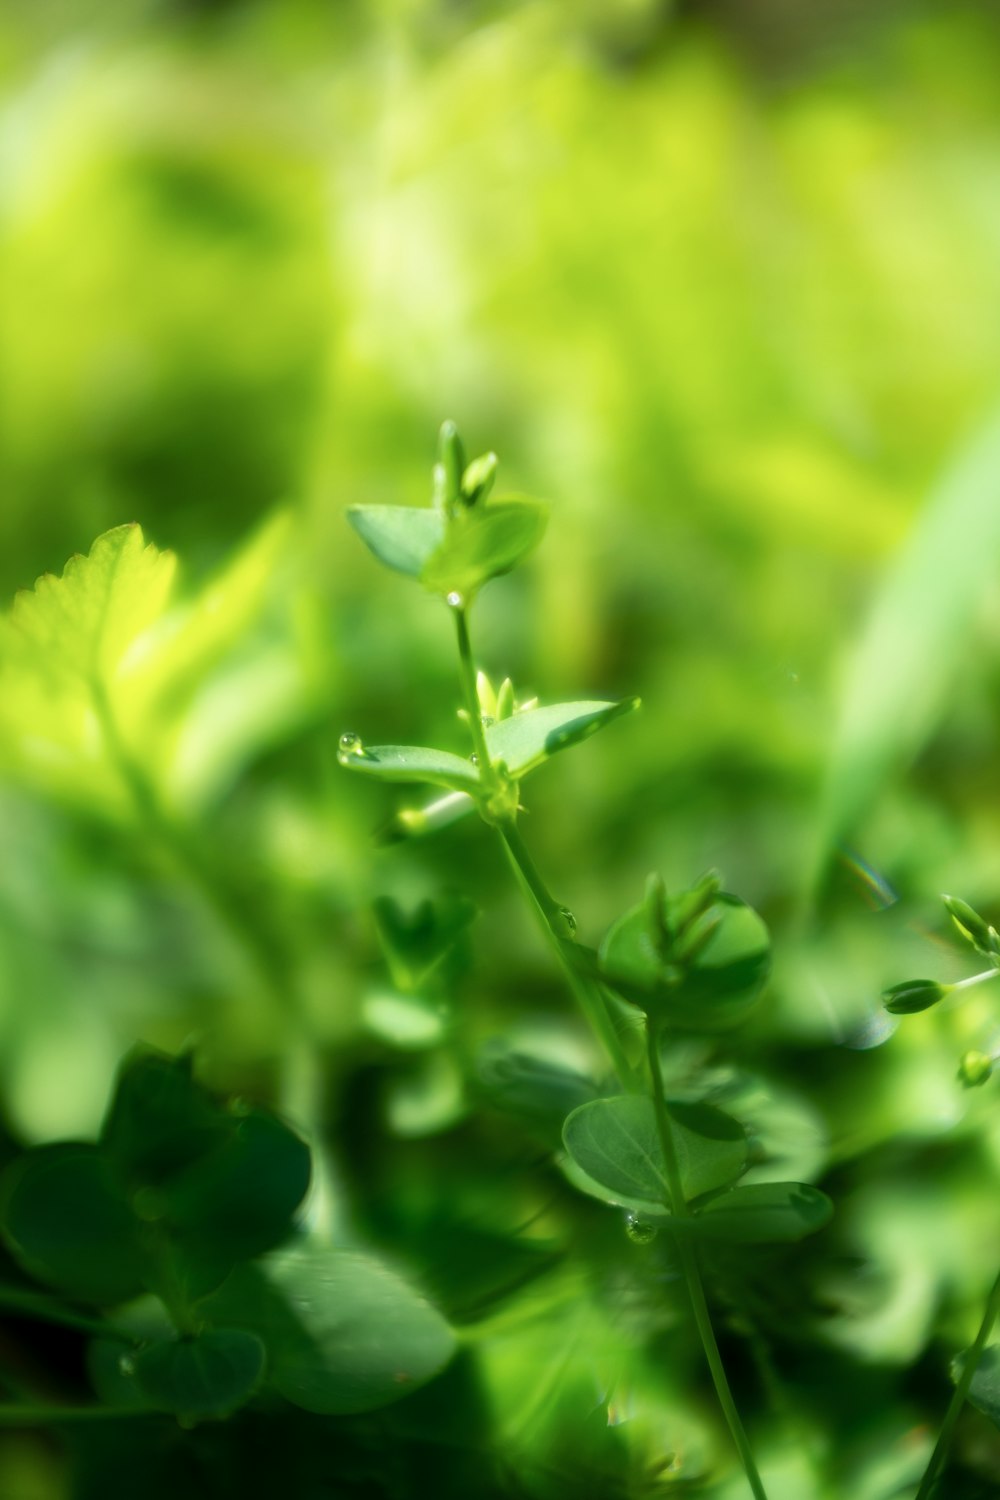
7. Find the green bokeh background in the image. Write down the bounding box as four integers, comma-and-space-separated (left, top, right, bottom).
4, 2, 1000, 1495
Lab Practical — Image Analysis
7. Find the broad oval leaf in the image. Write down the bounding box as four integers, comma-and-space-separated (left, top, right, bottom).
686, 1182, 833, 1243
0, 1145, 144, 1304
337, 742, 481, 794
420, 498, 547, 599
600, 894, 770, 1031
347, 506, 445, 581
131, 1328, 266, 1420
199, 1241, 456, 1415
486, 698, 640, 779
477, 1046, 597, 1148
562, 1095, 747, 1208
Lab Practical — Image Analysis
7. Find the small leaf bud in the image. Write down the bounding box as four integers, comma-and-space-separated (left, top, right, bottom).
882, 978, 948, 1015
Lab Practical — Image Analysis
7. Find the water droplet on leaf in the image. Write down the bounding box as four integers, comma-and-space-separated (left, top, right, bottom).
339, 732, 364, 756
558, 906, 577, 934
470, 753, 479, 766
446, 591, 464, 609
624, 1212, 657, 1245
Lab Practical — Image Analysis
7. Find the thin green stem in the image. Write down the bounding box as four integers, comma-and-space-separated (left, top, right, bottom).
915, 1265, 1000, 1500
451, 605, 493, 780
646, 1025, 769, 1500
0, 1404, 151, 1426
498, 817, 638, 1092
0, 1286, 135, 1344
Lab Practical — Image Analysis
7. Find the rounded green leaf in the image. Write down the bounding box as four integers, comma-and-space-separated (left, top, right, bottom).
562, 1095, 747, 1208
100, 1047, 228, 1186
347, 506, 446, 581
0, 1145, 144, 1304
163, 1108, 311, 1261
420, 498, 548, 599
686, 1182, 833, 1243
599, 893, 770, 1031
131, 1328, 266, 1420
200, 1242, 456, 1415
958, 1344, 1000, 1430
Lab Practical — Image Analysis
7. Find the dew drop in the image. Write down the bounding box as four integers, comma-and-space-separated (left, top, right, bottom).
339, 731, 363, 755
624, 1212, 657, 1246
470, 753, 479, 766
558, 906, 577, 934
119, 1355, 136, 1377
446, 591, 464, 609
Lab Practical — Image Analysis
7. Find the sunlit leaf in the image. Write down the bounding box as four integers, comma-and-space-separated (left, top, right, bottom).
200, 1241, 456, 1414
420, 498, 548, 599
486, 698, 640, 779
3, 524, 176, 688
347, 505, 446, 580
337, 741, 481, 793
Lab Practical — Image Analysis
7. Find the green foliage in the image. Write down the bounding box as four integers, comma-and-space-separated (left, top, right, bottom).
201, 1242, 456, 1416
129, 1329, 267, 1421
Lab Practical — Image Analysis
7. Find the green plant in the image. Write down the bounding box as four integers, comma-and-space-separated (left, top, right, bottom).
340, 421, 835, 1500
883, 894, 1000, 1499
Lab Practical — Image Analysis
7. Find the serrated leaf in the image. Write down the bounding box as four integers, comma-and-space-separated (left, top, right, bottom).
0, 1144, 145, 1304
132, 1328, 266, 1420
562, 1095, 748, 1208
200, 1241, 456, 1415
337, 742, 482, 794
687, 1182, 833, 1243
347, 506, 446, 580
486, 698, 640, 779
4, 525, 175, 688
420, 497, 547, 598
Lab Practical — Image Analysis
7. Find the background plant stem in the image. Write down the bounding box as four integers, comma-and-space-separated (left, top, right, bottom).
915, 1264, 1000, 1500
645, 1024, 770, 1500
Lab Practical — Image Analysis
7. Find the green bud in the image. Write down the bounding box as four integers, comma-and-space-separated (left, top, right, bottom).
958, 1050, 994, 1088
942, 895, 1000, 958
461, 452, 498, 506
438, 420, 465, 509
495, 677, 515, 722
882, 978, 948, 1015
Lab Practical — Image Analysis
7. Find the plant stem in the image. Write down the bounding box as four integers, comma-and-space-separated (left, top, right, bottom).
451, 605, 493, 778
0, 1286, 134, 1344
0, 1404, 150, 1425
915, 1264, 1000, 1500
645, 1024, 770, 1500
498, 817, 638, 1092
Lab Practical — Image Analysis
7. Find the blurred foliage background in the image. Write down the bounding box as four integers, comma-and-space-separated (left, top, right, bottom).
5, 1, 1000, 1495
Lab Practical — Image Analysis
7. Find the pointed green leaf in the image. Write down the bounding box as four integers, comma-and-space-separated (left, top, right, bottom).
346, 505, 446, 581
131, 1328, 266, 1420
562, 1095, 747, 1208
0, 1145, 144, 1304
687, 1182, 833, 1243
100, 1047, 227, 1186
372, 894, 477, 993
337, 741, 481, 794
200, 1241, 456, 1415
4, 524, 176, 688
486, 698, 640, 779
420, 498, 548, 598
600, 892, 770, 1031
942, 895, 1000, 958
